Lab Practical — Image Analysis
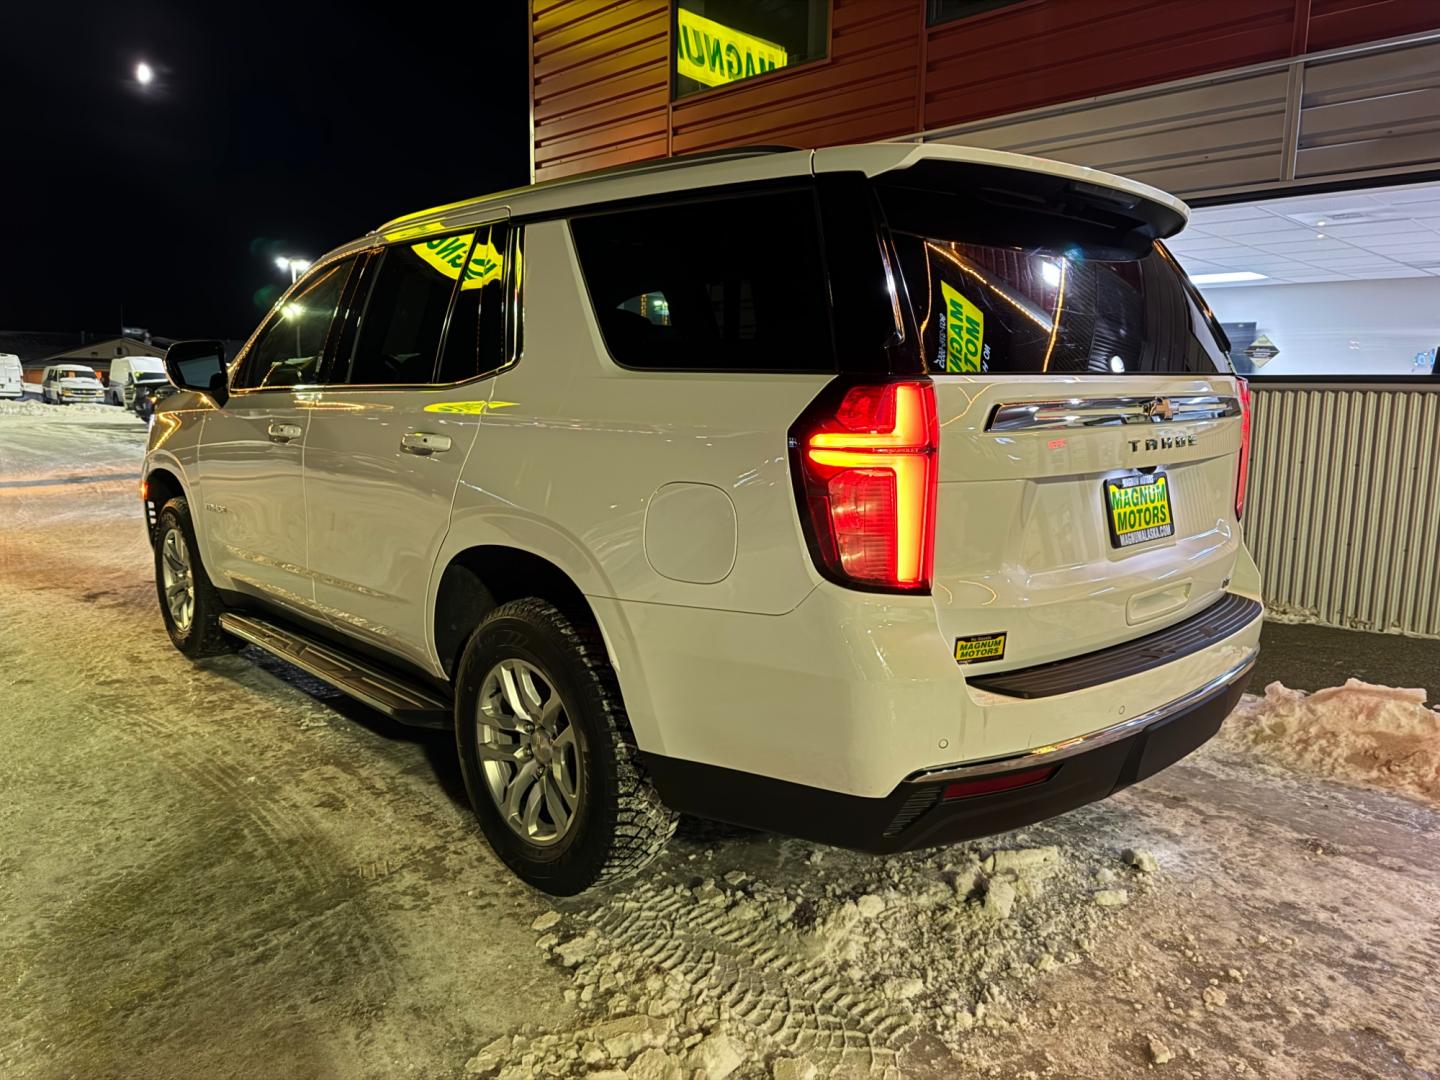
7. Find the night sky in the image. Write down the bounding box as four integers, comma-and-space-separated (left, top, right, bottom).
1, 2, 530, 341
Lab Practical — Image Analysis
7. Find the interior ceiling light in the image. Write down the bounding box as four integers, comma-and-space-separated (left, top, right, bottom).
1190, 271, 1267, 285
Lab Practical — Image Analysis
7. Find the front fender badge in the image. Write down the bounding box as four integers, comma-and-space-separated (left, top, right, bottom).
955, 632, 1007, 664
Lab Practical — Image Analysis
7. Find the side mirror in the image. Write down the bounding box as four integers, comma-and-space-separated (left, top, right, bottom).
165, 340, 228, 406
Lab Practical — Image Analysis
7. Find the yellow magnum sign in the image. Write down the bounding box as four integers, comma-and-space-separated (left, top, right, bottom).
410, 233, 504, 291
676, 8, 788, 88
1108, 477, 1172, 537
940, 281, 984, 373
955, 633, 1006, 664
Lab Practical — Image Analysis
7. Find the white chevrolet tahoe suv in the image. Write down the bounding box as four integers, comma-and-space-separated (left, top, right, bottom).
145, 143, 1262, 895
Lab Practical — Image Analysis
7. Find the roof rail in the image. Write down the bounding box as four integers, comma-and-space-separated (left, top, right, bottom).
375, 145, 804, 234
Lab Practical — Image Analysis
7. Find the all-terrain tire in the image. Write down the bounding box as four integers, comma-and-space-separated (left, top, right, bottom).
154, 496, 233, 658
455, 598, 677, 895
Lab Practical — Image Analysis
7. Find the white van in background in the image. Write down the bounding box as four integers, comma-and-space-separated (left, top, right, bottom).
0, 354, 24, 399
108, 355, 168, 406
41, 364, 106, 404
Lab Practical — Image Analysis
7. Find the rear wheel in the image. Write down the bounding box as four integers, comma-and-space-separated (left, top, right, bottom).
455, 598, 676, 895
154, 497, 232, 658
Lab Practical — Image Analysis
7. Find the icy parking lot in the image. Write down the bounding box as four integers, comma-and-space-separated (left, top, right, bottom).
2, 404, 1437, 1079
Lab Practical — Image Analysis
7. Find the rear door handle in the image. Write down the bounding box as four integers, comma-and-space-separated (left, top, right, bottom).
401, 431, 453, 455
267, 422, 303, 442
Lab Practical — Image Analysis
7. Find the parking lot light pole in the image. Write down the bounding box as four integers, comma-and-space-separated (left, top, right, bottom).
274, 256, 311, 284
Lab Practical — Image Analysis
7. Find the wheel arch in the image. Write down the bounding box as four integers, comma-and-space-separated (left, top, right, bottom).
142, 464, 188, 545
432, 544, 661, 754
434, 545, 593, 680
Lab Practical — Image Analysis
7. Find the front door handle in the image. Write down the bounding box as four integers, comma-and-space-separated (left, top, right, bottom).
267, 422, 303, 442
401, 431, 453, 455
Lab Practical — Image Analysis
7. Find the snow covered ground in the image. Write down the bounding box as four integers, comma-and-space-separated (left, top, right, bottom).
2, 408, 1437, 1079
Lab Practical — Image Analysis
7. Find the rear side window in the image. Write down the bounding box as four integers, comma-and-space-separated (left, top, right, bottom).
436, 223, 513, 384
342, 237, 470, 385
570, 190, 834, 372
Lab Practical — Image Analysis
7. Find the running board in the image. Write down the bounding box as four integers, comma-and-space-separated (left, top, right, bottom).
218, 612, 452, 729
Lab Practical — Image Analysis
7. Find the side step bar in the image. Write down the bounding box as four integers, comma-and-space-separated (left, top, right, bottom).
219, 612, 452, 729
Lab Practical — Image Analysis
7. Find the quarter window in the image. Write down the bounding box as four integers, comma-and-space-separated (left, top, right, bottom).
569, 191, 834, 372
672, 1, 828, 99
237, 259, 355, 390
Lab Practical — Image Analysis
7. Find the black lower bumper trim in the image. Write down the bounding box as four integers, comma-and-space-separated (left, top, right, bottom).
641, 667, 1248, 854
967, 593, 1263, 699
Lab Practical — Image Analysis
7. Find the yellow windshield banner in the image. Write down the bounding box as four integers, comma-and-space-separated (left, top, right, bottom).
676, 8, 787, 88
410, 233, 504, 291
940, 281, 984, 374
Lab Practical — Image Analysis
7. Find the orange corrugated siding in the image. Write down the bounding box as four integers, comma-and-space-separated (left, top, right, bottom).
530, 0, 1440, 182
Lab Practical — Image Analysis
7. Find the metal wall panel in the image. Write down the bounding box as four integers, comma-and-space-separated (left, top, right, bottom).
1248, 385, 1440, 637
1296, 39, 1440, 179
922, 69, 1292, 198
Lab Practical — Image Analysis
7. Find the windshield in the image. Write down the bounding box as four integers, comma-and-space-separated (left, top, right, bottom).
55, 368, 94, 380
135, 372, 169, 383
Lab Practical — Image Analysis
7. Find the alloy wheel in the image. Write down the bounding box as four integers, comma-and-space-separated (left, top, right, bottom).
160, 526, 195, 632
476, 658, 582, 846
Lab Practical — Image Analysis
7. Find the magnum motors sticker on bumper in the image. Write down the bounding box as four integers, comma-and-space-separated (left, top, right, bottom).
954, 632, 1006, 664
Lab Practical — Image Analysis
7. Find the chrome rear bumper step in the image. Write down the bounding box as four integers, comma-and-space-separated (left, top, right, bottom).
218, 612, 452, 728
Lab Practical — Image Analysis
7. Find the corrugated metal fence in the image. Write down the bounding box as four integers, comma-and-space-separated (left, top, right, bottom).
1248, 383, 1440, 637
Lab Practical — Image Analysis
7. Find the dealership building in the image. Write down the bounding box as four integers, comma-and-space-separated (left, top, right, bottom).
529, 0, 1440, 638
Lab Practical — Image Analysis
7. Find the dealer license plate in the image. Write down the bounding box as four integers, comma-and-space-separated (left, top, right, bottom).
1104, 473, 1175, 548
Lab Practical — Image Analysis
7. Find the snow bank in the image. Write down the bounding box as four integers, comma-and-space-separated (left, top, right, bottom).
1220, 679, 1440, 804
0, 399, 118, 416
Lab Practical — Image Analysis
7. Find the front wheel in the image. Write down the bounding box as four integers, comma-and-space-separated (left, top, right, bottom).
454, 598, 676, 895
153, 497, 232, 658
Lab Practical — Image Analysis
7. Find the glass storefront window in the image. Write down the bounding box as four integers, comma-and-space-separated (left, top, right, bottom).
927, 0, 1029, 27
1169, 179, 1440, 380
673, 1, 828, 99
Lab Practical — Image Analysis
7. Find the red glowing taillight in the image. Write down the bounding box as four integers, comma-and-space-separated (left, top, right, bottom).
1235, 378, 1252, 521
790, 380, 940, 592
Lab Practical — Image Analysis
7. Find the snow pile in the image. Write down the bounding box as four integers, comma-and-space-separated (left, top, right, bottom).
1220, 679, 1440, 804
0, 398, 117, 416
466, 842, 1160, 1078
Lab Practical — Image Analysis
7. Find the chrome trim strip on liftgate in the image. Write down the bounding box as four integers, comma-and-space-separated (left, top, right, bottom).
904, 649, 1257, 785
987, 394, 1240, 432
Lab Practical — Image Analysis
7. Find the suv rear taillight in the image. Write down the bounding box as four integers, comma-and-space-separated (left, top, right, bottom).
790, 380, 939, 592
1235, 378, 1252, 521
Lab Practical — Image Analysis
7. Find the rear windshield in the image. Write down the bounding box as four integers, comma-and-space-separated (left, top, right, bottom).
880, 188, 1232, 377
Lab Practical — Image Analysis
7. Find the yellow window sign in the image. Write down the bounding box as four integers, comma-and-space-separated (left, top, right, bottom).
676, 8, 788, 88
955, 633, 1007, 664
410, 233, 504, 291
940, 281, 984, 373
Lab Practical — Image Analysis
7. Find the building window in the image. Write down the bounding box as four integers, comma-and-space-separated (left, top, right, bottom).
673, 1, 828, 100
927, 0, 1028, 27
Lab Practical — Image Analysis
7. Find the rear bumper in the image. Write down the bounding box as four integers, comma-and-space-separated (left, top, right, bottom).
642, 652, 1252, 854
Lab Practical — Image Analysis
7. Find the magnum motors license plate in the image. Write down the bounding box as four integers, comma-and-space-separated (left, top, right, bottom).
1104, 473, 1175, 548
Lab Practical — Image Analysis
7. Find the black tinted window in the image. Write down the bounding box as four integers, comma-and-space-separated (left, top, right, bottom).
342, 237, 473, 386
570, 190, 833, 372
436, 223, 512, 383
238, 259, 354, 389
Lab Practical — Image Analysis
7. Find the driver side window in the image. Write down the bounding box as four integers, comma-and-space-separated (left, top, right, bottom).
236, 258, 354, 390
